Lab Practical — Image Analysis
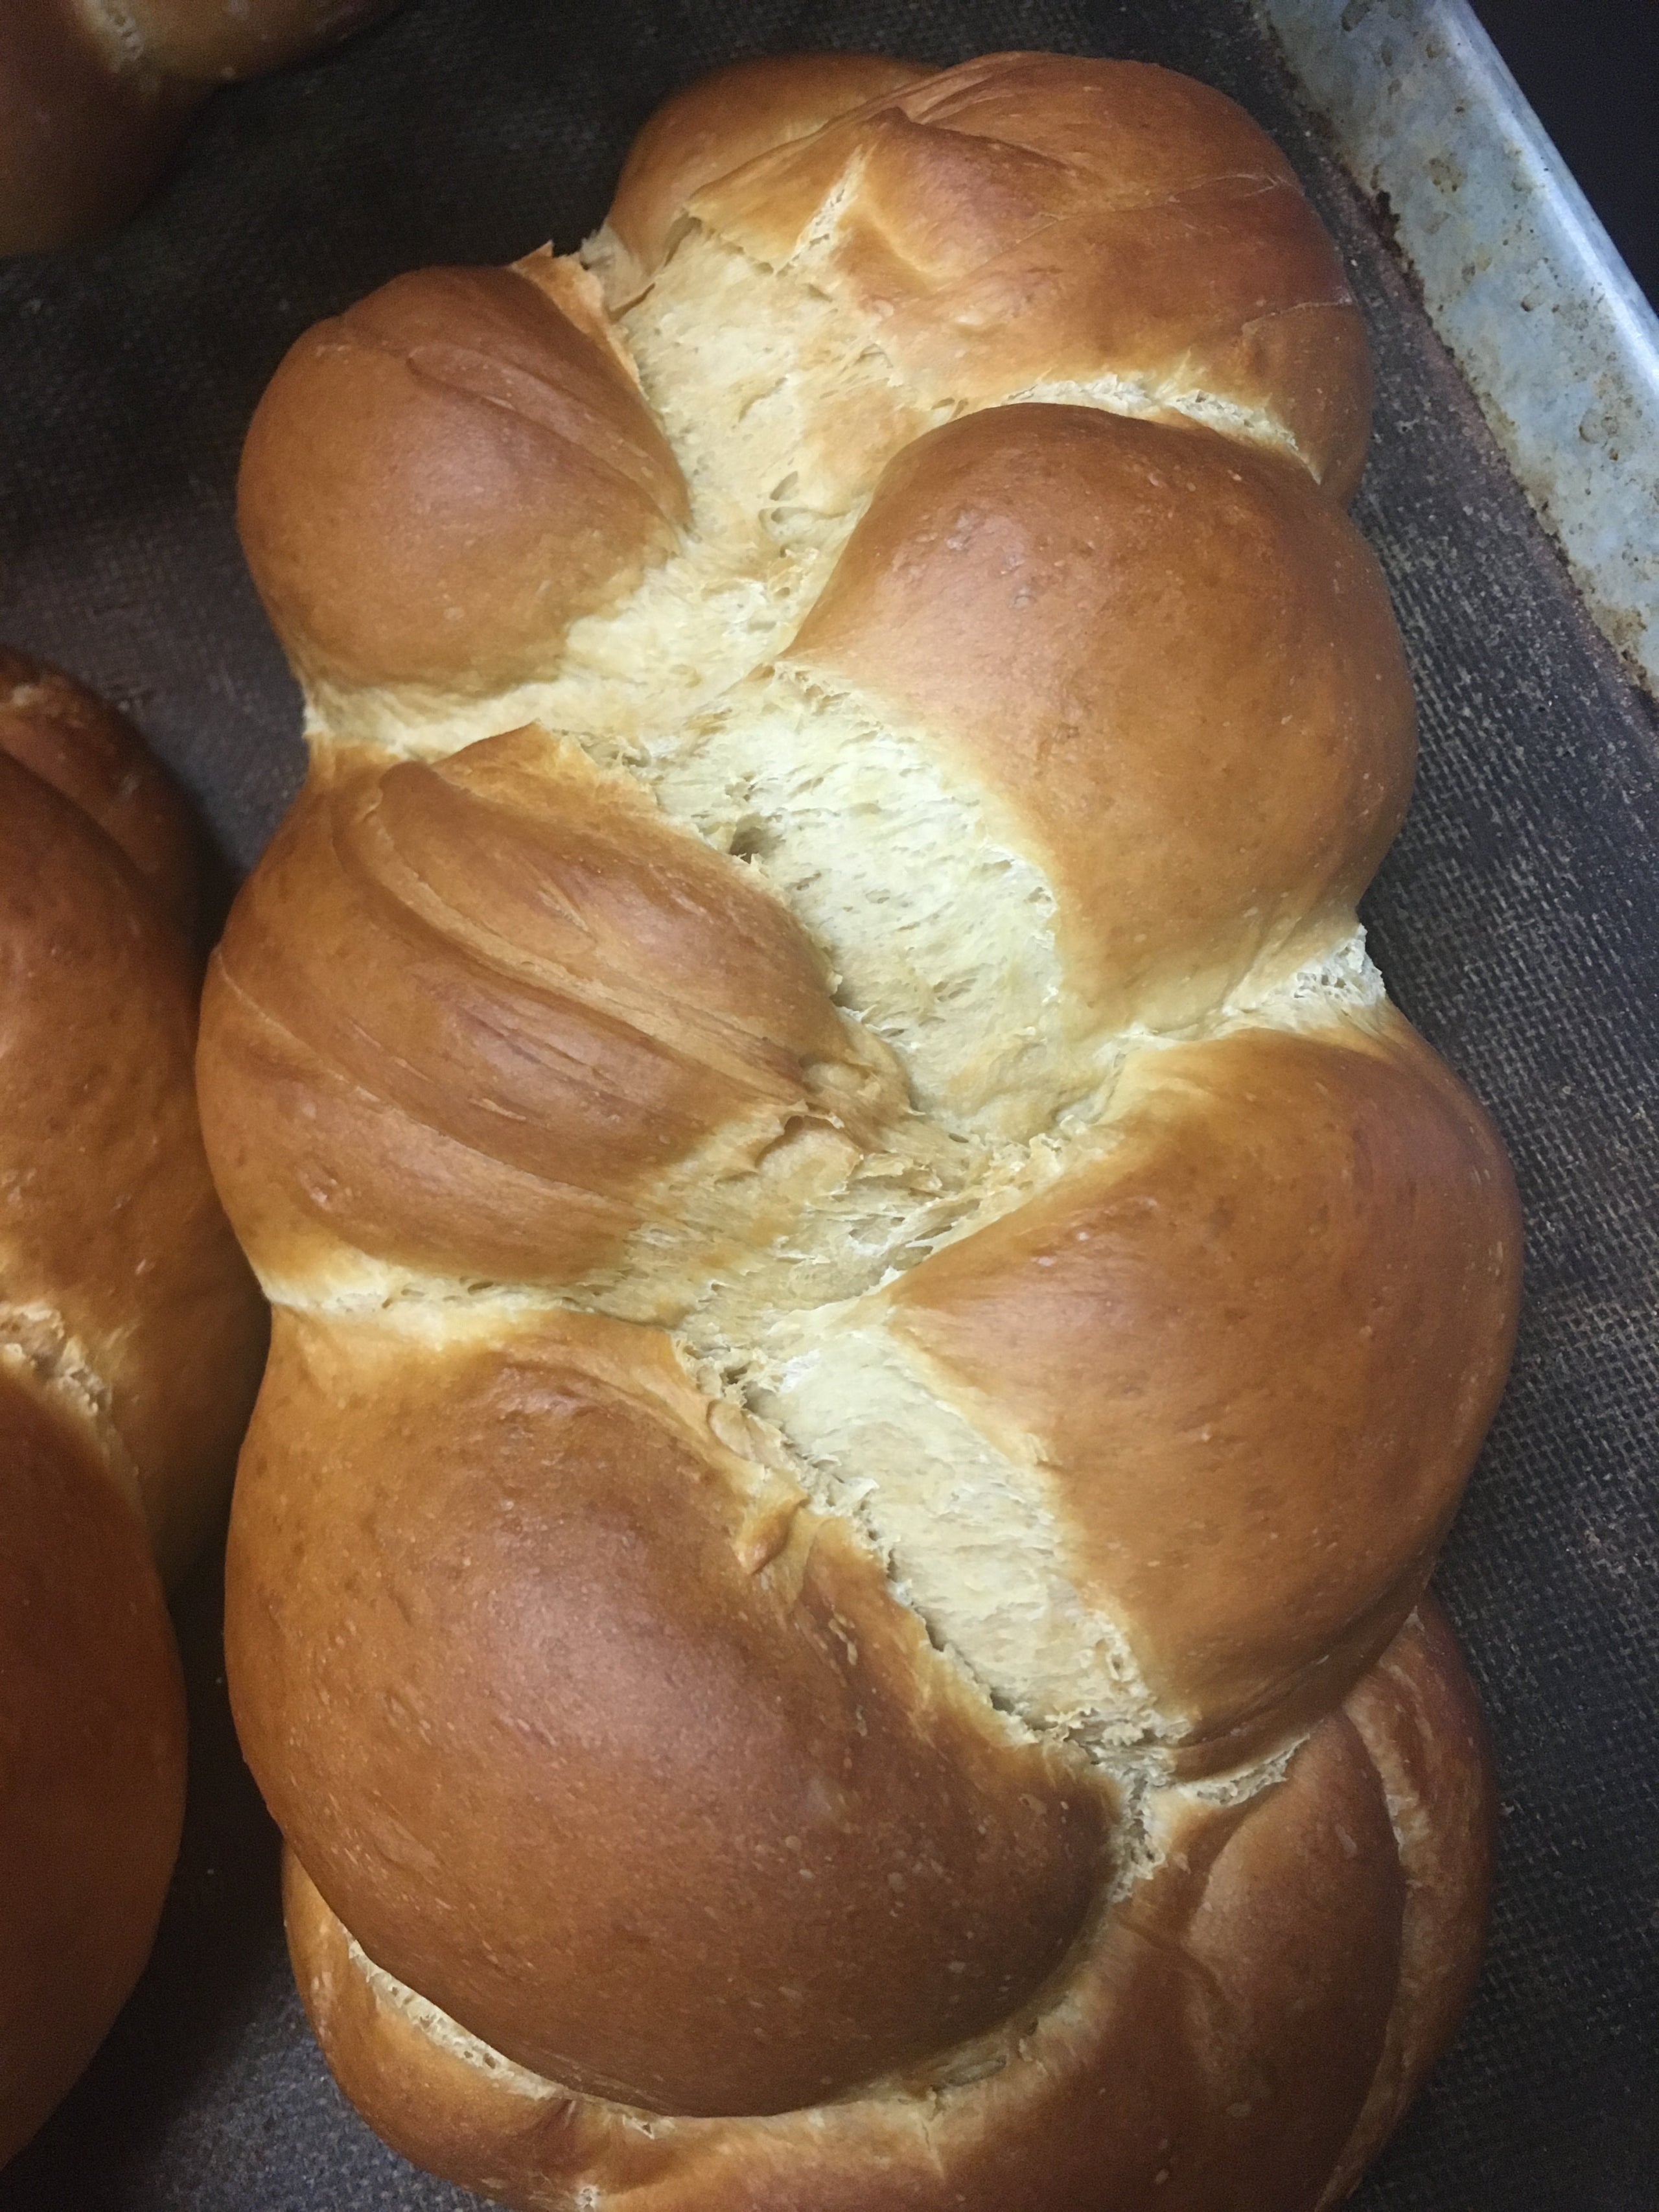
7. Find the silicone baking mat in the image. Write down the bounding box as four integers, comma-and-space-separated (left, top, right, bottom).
1, 2, 1654, 2204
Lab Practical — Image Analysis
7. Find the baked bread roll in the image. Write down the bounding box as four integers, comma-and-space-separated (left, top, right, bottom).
0, 0, 402, 255
0, 652, 266, 2162
202, 52, 1521, 2209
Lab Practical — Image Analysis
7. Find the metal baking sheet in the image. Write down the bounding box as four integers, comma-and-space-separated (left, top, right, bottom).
1260, 0, 1659, 697
1, 1, 1654, 2206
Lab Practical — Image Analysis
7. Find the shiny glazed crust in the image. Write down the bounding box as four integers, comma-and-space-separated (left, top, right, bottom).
0, 0, 402, 253
0, 654, 267, 2160
206, 51, 1520, 2209
283, 1603, 1492, 2212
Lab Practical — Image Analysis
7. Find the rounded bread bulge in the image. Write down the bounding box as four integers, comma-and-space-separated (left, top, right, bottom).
283, 1600, 1491, 2212
662, 51, 1373, 498
0, 653, 267, 2161
227, 1305, 1104, 2117
1, 671, 267, 1579
0, 0, 403, 255
237, 265, 690, 697
205, 49, 1520, 2212
0, 646, 200, 928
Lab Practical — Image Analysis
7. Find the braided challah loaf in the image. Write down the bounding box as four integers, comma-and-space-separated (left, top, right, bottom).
1, 0, 402, 254
201, 52, 1522, 2210
0, 651, 265, 2161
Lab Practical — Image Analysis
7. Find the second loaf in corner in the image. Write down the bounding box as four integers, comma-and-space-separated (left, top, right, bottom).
200, 51, 1520, 2211
0, 652, 266, 2164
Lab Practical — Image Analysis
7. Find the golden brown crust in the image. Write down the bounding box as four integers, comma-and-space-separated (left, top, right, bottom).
790, 406, 1415, 1027
0, 0, 400, 254
0, 647, 200, 933
0, 749, 265, 1578
1317, 1598, 1495, 2204
890, 1012, 1520, 1764
682, 53, 1371, 496
0, 0, 202, 256
280, 1608, 1490, 2212
198, 727, 896, 1295
0, 1368, 186, 2167
607, 53, 934, 281
238, 268, 689, 695
227, 1305, 1102, 2115
0, 664, 266, 2161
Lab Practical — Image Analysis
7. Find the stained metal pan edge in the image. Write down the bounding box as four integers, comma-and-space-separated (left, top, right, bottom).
1255, 0, 1659, 695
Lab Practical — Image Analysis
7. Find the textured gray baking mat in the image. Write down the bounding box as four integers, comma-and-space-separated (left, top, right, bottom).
1, 1, 1655, 2206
